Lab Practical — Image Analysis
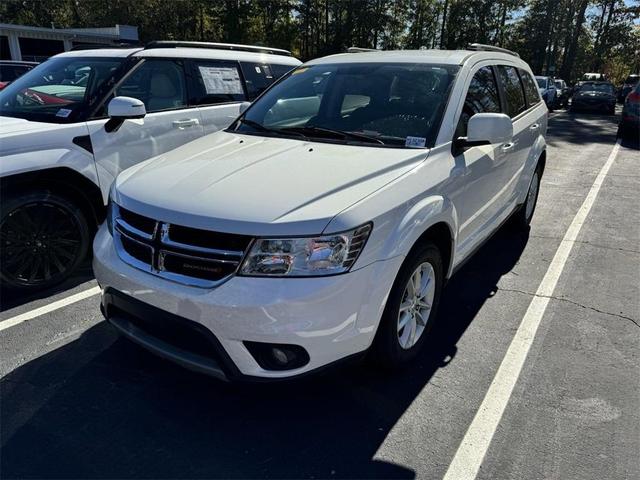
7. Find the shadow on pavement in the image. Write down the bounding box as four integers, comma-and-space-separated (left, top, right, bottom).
547, 111, 620, 147
1, 226, 529, 479
0, 259, 95, 313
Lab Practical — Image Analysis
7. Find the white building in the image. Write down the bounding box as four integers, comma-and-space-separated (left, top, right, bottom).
0, 23, 139, 62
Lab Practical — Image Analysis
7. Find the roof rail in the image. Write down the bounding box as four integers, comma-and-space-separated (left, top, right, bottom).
467, 43, 520, 58
145, 41, 292, 57
347, 47, 380, 53
70, 43, 142, 51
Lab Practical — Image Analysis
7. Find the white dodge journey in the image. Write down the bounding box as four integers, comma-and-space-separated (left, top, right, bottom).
93, 44, 547, 381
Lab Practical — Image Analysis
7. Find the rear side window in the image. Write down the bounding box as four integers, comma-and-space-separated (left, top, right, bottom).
240, 62, 276, 99
498, 65, 526, 118
191, 60, 246, 105
455, 66, 501, 137
519, 69, 541, 107
270, 63, 296, 80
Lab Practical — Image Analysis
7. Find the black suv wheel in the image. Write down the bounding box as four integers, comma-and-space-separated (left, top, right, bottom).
0, 191, 90, 292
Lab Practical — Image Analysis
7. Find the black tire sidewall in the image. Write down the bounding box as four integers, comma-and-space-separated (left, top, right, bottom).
372, 243, 444, 367
0, 191, 90, 291
513, 165, 542, 229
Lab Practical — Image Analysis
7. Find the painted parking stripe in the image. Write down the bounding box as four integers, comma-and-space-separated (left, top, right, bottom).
0, 286, 101, 333
443, 139, 622, 480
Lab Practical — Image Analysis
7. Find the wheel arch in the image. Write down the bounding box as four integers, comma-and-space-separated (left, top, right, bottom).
1, 167, 105, 229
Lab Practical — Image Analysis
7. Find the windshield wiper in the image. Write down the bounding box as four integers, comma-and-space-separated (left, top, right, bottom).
237, 118, 306, 138
280, 125, 385, 145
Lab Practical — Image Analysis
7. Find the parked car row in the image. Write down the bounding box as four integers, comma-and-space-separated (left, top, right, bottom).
12, 41, 638, 381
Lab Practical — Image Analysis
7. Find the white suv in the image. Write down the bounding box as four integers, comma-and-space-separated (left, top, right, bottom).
93, 44, 547, 381
0, 42, 300, 291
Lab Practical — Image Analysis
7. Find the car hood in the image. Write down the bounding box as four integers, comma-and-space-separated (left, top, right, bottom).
114, 131, 428, 236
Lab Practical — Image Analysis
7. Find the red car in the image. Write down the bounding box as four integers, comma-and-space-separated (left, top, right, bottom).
0, 60, 38, 90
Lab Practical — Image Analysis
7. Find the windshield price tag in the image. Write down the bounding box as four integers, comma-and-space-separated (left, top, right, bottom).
405, 136, 426, 148
56, 108, 72, 118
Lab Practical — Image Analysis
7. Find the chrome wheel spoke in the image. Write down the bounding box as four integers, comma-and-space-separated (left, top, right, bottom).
396, 261, 436, 350
398, 312, 411, 332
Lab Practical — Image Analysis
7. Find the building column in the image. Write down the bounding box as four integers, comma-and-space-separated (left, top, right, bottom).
8, 33, 21, 60
63, 39, 72, 52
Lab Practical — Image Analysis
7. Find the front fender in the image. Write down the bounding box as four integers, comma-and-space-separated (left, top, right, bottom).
0, 122, 99, 188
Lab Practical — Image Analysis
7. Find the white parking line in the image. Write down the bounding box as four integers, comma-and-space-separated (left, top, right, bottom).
0, 286, 101, 333
443, 139, 622, 480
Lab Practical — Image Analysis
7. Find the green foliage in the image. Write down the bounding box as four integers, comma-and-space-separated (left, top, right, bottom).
1, 0, 637, 83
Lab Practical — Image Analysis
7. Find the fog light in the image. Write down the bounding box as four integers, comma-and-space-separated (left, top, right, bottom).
272, 347, 290, 365
244, 341, 310, 371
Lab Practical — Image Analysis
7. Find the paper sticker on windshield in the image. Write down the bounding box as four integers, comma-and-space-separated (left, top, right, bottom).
56, 108, 72, 118
198, 66, 243, 95
405, 136, 426, 148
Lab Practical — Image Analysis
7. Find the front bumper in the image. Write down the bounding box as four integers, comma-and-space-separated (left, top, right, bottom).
93, 224, 403, 380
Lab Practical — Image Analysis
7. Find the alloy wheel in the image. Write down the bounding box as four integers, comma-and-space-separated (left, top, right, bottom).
397, 262, 436, 350
0, 202, 82, 287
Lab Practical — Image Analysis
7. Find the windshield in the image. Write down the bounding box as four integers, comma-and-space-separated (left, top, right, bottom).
624, 75, 639, 85
231, 62, 459, 148
579, 83, 615, 94
0, 56, 124, 123
535, 77, 548, 89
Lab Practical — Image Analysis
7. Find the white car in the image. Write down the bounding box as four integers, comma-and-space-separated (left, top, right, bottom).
94, 44, 548, 381
0, 42, 300, 291
535, 75, 557, 110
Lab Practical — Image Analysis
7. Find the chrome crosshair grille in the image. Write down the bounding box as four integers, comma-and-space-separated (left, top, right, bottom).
113, 206, 253, 288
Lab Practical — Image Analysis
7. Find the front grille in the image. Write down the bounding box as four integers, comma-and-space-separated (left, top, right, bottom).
114, 205, 252, 287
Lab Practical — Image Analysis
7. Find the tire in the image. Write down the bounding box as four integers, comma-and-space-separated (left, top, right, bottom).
0, 191, 90, 292
370, 243, 443, 368
512, 163, 542, 229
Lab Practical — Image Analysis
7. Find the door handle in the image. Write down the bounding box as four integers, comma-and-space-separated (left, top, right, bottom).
172, 119, 199, 129
529, 123, 540, 131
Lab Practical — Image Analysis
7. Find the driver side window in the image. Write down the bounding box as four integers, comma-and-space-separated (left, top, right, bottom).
115, 59, 187, 113
455, 66, 501, 138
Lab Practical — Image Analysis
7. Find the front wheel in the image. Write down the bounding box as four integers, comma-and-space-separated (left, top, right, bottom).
371, 243, 443, 368
0, 191, 90, 292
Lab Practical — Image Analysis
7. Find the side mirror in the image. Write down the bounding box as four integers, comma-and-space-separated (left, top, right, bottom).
453, 113, 513, 155
105, 96, 146, 133
239, 101, 251, 115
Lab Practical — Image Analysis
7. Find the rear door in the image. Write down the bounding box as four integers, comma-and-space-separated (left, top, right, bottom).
88, 58, 204, 200
188, 59, 247, 135
495, 65, 531, 208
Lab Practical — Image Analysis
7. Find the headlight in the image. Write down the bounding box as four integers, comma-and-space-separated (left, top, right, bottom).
240, 223, 372, 277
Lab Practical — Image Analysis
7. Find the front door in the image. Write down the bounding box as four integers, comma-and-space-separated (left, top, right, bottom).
452, 64, 510, 254
88, 58, 204, 201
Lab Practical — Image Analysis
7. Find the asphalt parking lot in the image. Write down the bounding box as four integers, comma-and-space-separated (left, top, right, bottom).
1, 109, 639, 479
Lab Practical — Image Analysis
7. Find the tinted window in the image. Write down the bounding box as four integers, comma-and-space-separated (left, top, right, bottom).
192, 60, 245, 105
520, 70, 541, 107
240, 62, 277, 99
270, 63, 296, 80
116, 59, 187, 113
455, 66, 501, 138
498, 66, 526, 118
235, 63, 459, 148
